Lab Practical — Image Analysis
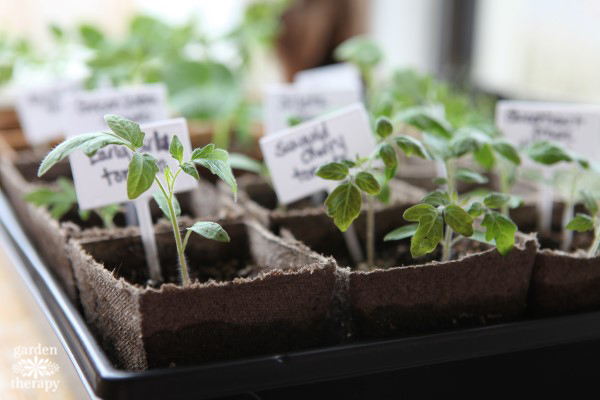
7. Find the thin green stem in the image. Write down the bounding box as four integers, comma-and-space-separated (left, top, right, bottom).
560, 170, 579, 252
366, 195, 375, 269
155, 177, 190, 286
182, 229, 193, 252
587, 219, 600, 257
442, 224, 453, 262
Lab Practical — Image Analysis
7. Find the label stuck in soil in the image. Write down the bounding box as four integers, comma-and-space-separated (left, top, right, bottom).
63, 84, 169, 138
14, 80, 84, 145
294, 63, 362, 92
69, 118, 196, 210
496, 101, 600, 166
263, 84, 362, 135
260, 103, 376, 204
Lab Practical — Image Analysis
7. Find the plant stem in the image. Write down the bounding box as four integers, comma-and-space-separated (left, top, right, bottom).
560, 170, 579, 252
499, 164, 511, 216
588, 221, 600, 258
366, 195, 375, 269
155, 177, 190, 286
442, 224, 453, 262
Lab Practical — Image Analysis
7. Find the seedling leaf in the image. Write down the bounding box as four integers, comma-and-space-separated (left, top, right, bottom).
421, 190, 450, 207
192, 148, 237, 196
394, 135, 431, 159
324, 183, 362, 232
169, 135, 184, 163
104, 114, 145, 148
455, 168, 488, 184
444, 204, 474, 237
481, 211, 517, 255
127, 153, 159, 199
566, 214, 594, 232
375, 116, 393, 138
315, 162, 349, 181
384, 223, 418, 241
355, 171, 381, 195
187, 221, 230, 242
181, 162, 200, 180
492, 139, 521, 165
152, 190, 181, 221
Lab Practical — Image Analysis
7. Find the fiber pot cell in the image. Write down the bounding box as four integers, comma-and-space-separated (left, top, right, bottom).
67, 218, 338, 370
348, 234, 538, 339
223, 174, 426, 259
531, 249, 600, 317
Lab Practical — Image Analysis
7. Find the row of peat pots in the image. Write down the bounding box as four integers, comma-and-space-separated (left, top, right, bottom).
0, 141, 598, 372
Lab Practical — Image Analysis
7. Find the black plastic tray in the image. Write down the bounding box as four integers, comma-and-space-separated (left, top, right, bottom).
3, 188, 600, 399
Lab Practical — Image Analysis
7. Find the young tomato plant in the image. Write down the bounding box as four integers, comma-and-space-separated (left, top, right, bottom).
383, 107, 521, 261
37, 114, 237, 286
566, 189, 600, 257
315, 117, 397, 269
527, 140, 591, 251
25, 177, 120, 229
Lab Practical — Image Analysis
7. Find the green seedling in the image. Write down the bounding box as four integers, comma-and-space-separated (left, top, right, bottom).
315, 117, 400, 269
25, 177, 120, 229
334, 35, 382, 95
37, 114, 237, 286
382, 108, 521, 261
527, 140, 592, 251
566, 190, 600, 257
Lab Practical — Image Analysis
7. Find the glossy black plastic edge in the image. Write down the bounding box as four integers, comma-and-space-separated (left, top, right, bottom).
4, 188, 600, 399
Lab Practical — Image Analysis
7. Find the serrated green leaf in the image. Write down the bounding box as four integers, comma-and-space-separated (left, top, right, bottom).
38, 132, 131, 176
444, 204, 473, 237
492, 139, 521, 165
24, 178, 77, 220
169, 135, 184, 163
375, 116, 393, 138
315, 162, 349, 181
187, 221, 230, 242
404, 203, 437, 221
127, 153, 159, 199
394, 135, 431, 159
581, 190, 598, 215
192, 148, 237, 196
384, 223, 418, 241
191, 144, 215, 160
104, 114, 145, 148
355, 171, 381, 195
406, 205, 443, 258
455, 168, 488, 184
467, 201, 485, 217
421, 190, 450, 206
483, 192, 511, 209
152, 190, 181, 221
566, 214, 594, 232
324, 183, 362, 232
481, 211, 517, 255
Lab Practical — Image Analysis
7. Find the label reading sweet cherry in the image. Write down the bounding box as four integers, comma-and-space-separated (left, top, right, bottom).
496, 100, 600, 164
260, 103, 376, 204
263, 84, 362, 135
64, 84, 169, 137
69, 118, 196, 210
14, 80, 84, 145
294, 63, 363, 92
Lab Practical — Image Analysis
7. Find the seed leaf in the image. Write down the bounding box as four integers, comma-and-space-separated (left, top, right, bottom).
481, 211, 517, 255
394, 135, 431, 159
384, 223, 418, 241
169, 135, 184, 163
528, 140, 572, 165
127, 153, 159, 199
566, 214, 594, 232
104, 114, 145, 148
492, 139, 521, 165
455, 168, 488, 184
152, 190, 181, 221
315, 162, 349, 181
187, 221, 230, 242
355, 171, 381, 195
324, 183, 362, 232
444, 204, 473, 237
38, 132, 130, 176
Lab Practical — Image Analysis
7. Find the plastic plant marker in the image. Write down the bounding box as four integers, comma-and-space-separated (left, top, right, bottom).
134, 197, 161, 282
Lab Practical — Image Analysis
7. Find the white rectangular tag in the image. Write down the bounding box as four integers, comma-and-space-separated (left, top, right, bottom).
260, 103, 376, 204
294, 63, 363, 92
64, 84, 169, 138
14, 80, 84, 145
70, 118, 196, 210
263, 84, 362, 135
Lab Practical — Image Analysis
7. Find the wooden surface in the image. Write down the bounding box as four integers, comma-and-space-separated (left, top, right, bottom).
0, 244, 90, 400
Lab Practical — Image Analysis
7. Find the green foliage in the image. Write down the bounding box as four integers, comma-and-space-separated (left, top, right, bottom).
480, 211, 518, 255
315, 162, 349, 181
187, 221, 230, 242
37, 114, 237, 286
527, 140, 589, 169
403, 204, 444, 258
335, 35, 382, 73
324, 182, 362, 232
566, 214, 594, 232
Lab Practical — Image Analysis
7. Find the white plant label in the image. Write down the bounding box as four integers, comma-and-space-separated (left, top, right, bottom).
263, 84, 362, 135
69, 118, 196, 210
63, 84, 169, 138
14, 80, 83, 145
294, 63, 363, 92
496, 100, 600, 165
260, 103, 376, 204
